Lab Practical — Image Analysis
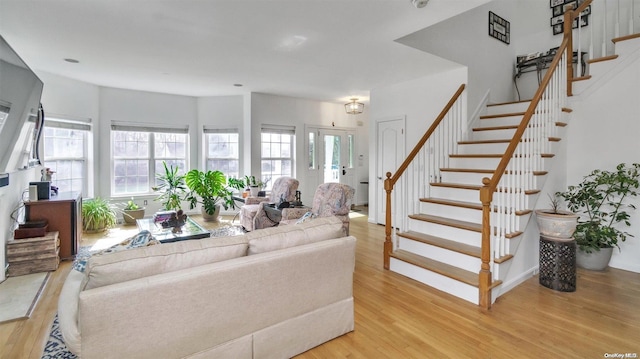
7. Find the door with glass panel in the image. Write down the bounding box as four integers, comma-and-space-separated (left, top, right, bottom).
317, 129, 355, 189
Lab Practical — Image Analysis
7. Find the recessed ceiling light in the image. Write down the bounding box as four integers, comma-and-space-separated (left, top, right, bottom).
64, 58, 79, 63
233, 84, 243, 87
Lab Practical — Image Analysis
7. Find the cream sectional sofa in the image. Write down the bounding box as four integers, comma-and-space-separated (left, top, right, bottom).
57, 216, 355, 359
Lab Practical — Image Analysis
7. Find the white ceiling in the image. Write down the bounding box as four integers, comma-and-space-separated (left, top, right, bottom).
0, 0, 490, 104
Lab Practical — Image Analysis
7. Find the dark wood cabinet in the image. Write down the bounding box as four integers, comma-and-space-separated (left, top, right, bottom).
24, 191, 81, 260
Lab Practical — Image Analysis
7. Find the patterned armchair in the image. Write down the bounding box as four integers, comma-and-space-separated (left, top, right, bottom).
280, 183, 355, 235
239, 176, 299, 231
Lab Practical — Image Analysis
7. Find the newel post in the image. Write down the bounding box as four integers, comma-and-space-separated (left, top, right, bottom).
479, 177, 493, 309
564, 10, 574, 96
384, 172, 393, 270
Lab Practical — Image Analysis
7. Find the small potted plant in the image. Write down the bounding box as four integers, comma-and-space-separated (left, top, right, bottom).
82, 197, 117, 233
245, 175, 263, 197
121, 197, 145, 225
535, 193, 578, 239
152, 161, 187, 212
557, 163, 640, 270
185, 169, 237, 222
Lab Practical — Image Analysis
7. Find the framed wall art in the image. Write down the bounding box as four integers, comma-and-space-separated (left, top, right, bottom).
550, 0, 590, 35
488, 11, 510, 44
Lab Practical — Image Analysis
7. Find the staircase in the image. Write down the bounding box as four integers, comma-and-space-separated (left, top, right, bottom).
384, 0, 639, 308
388, 100, 569, 305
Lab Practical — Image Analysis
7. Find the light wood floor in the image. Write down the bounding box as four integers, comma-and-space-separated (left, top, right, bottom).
1, 210, 639, 358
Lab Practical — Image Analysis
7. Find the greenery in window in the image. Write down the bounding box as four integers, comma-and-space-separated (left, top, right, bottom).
152, 161, 187, 211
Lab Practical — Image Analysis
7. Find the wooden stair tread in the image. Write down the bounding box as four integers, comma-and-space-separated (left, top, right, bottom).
487, 100, 530, 106
409, 213, 482, 232
420, 197, 532, 216
440, 168, 548, 176
572, 75, 592, 82
473, 122, 567, 131
612, 33, 640, 43
390, 249, 480, 286
429, 182, 540, 195
449, 153, 554, 158
458, 137, 560, 145
479, 111, 525, 120
587, 54, 619, 64
398, 230, 481, 258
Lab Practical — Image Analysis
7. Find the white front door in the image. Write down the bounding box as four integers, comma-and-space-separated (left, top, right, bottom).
318, 129, 355, 190
376, 118, 405, 224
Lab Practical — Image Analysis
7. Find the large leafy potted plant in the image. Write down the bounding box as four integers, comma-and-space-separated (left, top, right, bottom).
557, 163, 640, 270
185, 169, 237, 222
152, 161, 187, 211
82, 197, 117, 232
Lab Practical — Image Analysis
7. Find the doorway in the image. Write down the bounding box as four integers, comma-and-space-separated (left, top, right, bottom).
375, 117, 405, 224
318, 129, 355, 189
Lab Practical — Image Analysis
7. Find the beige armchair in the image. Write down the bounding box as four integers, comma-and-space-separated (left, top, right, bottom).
239, 176, 299, 231
280, 183, 355, 235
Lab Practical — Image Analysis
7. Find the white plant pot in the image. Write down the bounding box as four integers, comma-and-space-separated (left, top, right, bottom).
576, 246, 613, 271
201, 204, 221, 222
535, 209, 578, 239
249, 186, 260, 197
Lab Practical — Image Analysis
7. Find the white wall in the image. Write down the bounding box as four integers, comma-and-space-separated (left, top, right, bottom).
566, 54, 640, 273
396, 0, 517, 112
369, 67, 467, 223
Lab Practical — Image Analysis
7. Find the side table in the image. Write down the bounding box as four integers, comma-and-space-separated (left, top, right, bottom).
539, 235, 576, 292
7, 231, 60, 276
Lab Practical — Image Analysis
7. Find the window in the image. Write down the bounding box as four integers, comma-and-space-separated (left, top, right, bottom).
43, 117, 91, 195
261, 125, 295, 190
111, 123, 188, 195
204, 128, 239, 179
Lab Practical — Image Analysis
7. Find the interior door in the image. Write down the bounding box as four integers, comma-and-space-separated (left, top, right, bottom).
376, 118, 405, 224
318, 129, 355, 190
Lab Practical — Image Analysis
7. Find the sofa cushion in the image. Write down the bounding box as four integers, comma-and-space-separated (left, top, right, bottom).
72, 230, 159, 273
81, 235, 248, 291
246, 216, 344, 255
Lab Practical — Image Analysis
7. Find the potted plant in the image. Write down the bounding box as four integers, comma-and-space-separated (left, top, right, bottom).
82, 197, 117, 232
152, 161, 187, 211
120, 197, 145, 225
535, 193, 578, 239
245, 175, 263, 197
185, 169, 237, 222
557, 163, 640, 270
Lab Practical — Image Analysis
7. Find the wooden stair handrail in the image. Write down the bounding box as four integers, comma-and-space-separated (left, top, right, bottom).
388, 84, 466, 187
384, 84, 466, 270
477, 0, 592, 309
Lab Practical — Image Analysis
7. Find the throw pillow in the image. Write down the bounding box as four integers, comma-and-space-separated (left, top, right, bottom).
295, 211, 315, 224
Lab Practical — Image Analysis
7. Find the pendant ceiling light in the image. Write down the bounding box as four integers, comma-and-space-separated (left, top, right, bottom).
345, 98, 364, 115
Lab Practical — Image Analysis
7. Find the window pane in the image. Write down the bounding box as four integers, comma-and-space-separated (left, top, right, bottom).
43, 121, 89, 195
308, 132, 315, 170
205, 132, 239, 179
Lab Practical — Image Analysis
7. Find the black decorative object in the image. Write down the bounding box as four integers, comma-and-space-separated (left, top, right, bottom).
488, 11, 510, 44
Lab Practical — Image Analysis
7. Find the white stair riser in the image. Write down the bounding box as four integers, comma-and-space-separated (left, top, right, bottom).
615, 37, 640, 57
420, 202, 483, 224
476, 117, 522, 128
472, 124, 567, 141
457, 141, 559, 155
397, 237, 481, 273
407, 218, 480, 247
390, 258, 479, 304
485, 102, 530, 115
449, 157, 551, 171
471, 129, 517, 141
440, 172, 542, 189
420, 201, 533, 230
430, 185, 540, 205
586, 60, 617, 78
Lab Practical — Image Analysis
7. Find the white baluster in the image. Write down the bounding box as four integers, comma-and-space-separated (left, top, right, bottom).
616, 0, 621, 37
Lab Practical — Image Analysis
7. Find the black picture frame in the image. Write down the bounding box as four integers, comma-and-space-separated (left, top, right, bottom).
551, 15, 564, 26
553, 5, 563, 16
553, 23, 564, 35
488, 11, 510, 45
550, 0, 564, 7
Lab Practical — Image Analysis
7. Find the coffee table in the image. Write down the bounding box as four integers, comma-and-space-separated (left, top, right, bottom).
136, 217, 210, 243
